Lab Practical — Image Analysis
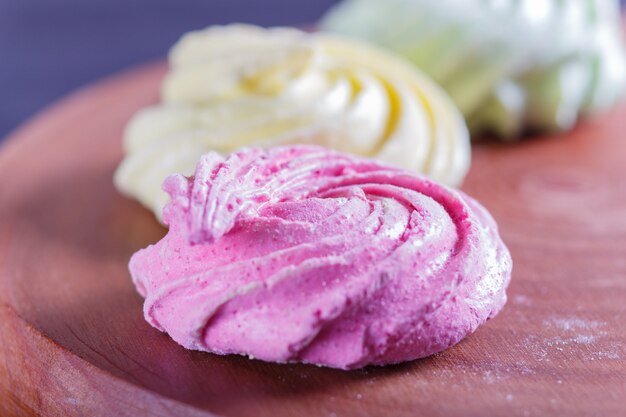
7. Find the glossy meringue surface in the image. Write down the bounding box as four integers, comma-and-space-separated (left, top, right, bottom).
114, 24, 469, 221
129, 146, 511, 369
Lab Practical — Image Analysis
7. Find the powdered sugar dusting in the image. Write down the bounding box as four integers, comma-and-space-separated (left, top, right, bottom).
523, 315, 621, 363
429, 360, 535, 386
543, 316, 602, 332
513, 294, 533, 306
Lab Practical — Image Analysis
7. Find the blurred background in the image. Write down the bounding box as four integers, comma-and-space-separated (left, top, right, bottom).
0, 0, 340, 140
0, 0, 624, 140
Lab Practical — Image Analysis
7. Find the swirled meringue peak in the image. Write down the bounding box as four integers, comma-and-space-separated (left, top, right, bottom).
114, 24, 469, 221
129, 146, 511, 370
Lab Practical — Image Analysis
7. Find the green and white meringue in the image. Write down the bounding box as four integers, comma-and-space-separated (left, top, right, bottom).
322, 0, 626, 138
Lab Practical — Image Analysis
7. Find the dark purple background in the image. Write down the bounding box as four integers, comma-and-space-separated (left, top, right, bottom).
1, 0, 624, 140
0, 0, 340, 140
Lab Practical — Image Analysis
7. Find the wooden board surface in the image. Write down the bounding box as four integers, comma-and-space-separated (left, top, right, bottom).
0, 62, 625, 417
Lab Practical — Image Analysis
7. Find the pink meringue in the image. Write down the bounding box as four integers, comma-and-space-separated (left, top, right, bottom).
129, 146, 511, 369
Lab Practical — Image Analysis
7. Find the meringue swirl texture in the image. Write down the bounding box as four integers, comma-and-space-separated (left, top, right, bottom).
114, 24, 469, 221
129, 146, 512, 369
322, 0, 626, 138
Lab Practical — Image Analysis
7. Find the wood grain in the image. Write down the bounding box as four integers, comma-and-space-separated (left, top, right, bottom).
0, 62, 624, 417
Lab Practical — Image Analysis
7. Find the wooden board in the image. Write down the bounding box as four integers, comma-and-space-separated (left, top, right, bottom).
0, 62, 625, 417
